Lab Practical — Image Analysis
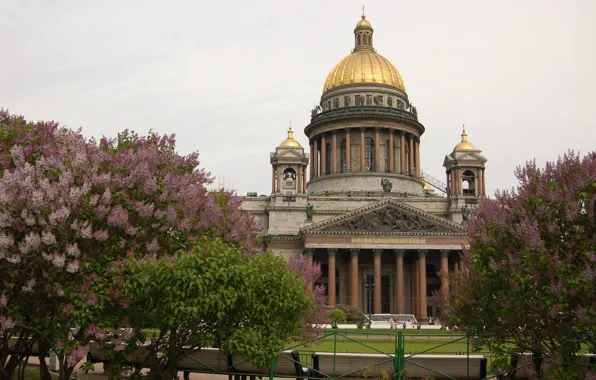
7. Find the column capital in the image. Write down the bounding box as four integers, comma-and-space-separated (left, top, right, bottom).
345, 127, 351, 133
374, 126, 381, 132
350, 248, 360, 257
440, 249, 450, 258
327, 248, 338, 258
332, 130, 337, 136
417, 249, 427, 258
304, 249, 314, 257
373, 249, 383, 257
395, 249, 405, 258
359, 127, 366, 132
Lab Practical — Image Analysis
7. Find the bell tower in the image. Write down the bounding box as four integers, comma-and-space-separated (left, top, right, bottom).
270, 125, 309, 198
443, 126, 487, 223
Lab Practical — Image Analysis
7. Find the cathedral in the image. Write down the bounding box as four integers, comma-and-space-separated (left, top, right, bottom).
242, 13, 487, 322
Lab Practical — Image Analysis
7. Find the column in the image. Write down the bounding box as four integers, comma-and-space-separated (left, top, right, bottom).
440, 250, 450, 295
350, 249, 360, 308
395, 250, 404, 314
453, 168, 458, 195
305, 249, 314, 292
373, 249, 382, 314
302, 167, 307, 193
415, 138, 420, 178
411, 261, 418, 315
321, 134, 327, 176
313, 139, 319, 179
271, 166, 276, 193
374, 128, 380, 172
328, 249, 337, 307
297, 165, 302, 194
309, 142, 314, 180
359, 128, 365, 171
482, 169, 486, 197
332, 132, 338, 174
408, 134, 414, 175
389, 130, 395, 173
418, 250, 428, 321
400, 132, 406, 174
345, 128, 351, 172
277, 166, 282, 193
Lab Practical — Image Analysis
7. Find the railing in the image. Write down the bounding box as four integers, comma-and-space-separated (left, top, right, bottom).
311, 106, 418, 123
421, 170, 448, 194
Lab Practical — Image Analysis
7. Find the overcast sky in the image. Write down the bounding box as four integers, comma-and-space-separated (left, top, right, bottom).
1, 0, 595, 196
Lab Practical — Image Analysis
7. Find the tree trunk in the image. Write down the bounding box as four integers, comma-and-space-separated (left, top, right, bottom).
532, 351, 543, 379
37, 341, 53, 380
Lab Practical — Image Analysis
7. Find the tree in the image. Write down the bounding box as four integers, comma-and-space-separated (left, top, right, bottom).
437, 151, 596, 378
0, 109, 257, 379
102, 237, 314, 379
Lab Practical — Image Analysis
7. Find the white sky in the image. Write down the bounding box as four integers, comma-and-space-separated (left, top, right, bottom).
1, 0, 595, 195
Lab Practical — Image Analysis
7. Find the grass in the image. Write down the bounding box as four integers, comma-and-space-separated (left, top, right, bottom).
24, 369, 58, 379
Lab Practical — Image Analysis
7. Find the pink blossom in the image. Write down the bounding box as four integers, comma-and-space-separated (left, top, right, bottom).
52, 254, 66, 268
55, 339, 65, 350
0, 315, 16, 331
66, 244, 80, 257
22, 278, 36, 293
56, 288, 64, 297
86, 291, 98, 306
87, 324, 106, 340
146, 238, 159, 252
107, 204, 129, 228
63, 304, 75, 316
66, 260, 80, 273
0, 295, 7, 308
41, 231, 57, 245
111, 338, 125, 352
18, 232, 41, 254
93, 229, 109, 241
66, 344, 89, 368
48, 206, 70, 226
0, 233, 14, 249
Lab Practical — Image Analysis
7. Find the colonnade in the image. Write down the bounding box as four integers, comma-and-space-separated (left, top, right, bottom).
271, 165, 308, 194
309, 128, 421, 180
304, 248, 464, 321
446, 167, 486, 197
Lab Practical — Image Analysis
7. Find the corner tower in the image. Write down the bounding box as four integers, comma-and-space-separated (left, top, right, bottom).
443, 127, 487, 222
305, 13, 425, 195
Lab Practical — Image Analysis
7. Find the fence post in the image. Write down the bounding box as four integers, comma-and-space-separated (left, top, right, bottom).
269, 356, 277, 380
467, 335, 470, 380
396, 331, 403, 380
333, 331, 337, 379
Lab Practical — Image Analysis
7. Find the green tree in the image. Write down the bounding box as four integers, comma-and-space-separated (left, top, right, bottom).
109, 238, 313, 379
437, 151, 596, 378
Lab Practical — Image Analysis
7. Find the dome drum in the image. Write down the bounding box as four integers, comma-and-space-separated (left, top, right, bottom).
308, 172, 424, 195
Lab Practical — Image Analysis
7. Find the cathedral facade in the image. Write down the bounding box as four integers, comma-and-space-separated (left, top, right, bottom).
242, 14, 487, 322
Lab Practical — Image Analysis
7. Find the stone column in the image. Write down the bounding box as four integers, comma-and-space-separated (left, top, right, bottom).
350, 249, 360, 308
418, 250, 428, 321
453, 167, 458, 195
400, 132, 406, 174
408, 134, 414, 175
374, 128, 380, 172
313, 138, 319, 179
305, 249, 314, 292
332, 132, 338, 174
395, 250, 404, 314
309, 142, 314, 180
321, 134, 327, 176
389, 130, 394, 173
345, 128, 351, 172
271, 166, 276, 193
477, 169, 482, 197
297, 165, 302, 194
440, 250, 450, 295
277, 166, 282, 193
482, 169, 486, 197
328, 249, 337, 307
411, 260, 418, 315
302, 166, 307, 193
359, 128, 365, 171
415, 138, 421, 178
373, 249, 382, 314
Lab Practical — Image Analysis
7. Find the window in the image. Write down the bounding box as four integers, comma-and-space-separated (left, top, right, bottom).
462, 170, 476, 195
384, 139, 389, 173
355, 95, 364, 106
374, 95, 383, 106
333, 97, 339, 109
326, 142, 332, 175
363, 34, 368, 45
340, 139, 347, 173
365, 137, 375, 171
387, 97, 393, 107
357, 35, 361, 46
366, 95, 372, 105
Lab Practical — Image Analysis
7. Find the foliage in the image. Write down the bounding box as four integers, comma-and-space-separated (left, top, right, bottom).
437, 151, 596, 378
333, 304, 366, 326
110, 238, 313, 379
328, 309, 347, 324
0, 109, 257, 379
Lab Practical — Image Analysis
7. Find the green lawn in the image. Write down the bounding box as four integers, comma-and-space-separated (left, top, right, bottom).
24, 369, 57, 379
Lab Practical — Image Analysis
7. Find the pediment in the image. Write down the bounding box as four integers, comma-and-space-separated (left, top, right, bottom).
276, 149, 304, 158
302, 199, 465, 235
453, 151, 487, 162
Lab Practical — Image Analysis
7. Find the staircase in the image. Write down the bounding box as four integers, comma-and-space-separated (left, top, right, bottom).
421, 170, 447, 194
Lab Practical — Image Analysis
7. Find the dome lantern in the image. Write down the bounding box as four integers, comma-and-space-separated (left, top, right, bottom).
453, 125, 477, 151
354, 12, 374, 51
279, 125, 301, 148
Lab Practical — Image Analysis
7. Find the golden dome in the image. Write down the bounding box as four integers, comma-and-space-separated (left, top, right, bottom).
453, 126, 477, 151
423, 181, 432, 191
323, 14, 406, 94
356, 14, 372, 29
279, 126, 301, 148
323, 51, 406, 93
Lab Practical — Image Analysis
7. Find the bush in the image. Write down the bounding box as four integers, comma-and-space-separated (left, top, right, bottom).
334, 304, 366, 326
328, 309, 347, 324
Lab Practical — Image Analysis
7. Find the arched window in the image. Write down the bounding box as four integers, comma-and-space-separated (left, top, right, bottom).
462, 170, 476, 195
357, 35, 361, 46
340, 139, 347, 173
365, 137, 375, 171
283, 168, 296, 180
363, 34, 368, 45
326, 142, 332, 175
384, 139, 389, 173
